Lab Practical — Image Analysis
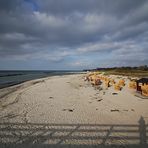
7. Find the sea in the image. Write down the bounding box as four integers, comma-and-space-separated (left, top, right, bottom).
0, 70, 82, 89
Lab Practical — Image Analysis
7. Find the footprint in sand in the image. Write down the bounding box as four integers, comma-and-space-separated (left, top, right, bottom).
68, 109, 74, 112
111, 109, 119, 112
49, 97, 53, 99
122, 109, 135, 112
112, 93, 118, 95
62, 109, 74, 112
97, 99, 103, 102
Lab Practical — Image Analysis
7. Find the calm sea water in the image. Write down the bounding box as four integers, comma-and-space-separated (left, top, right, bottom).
0, 70, 81, 89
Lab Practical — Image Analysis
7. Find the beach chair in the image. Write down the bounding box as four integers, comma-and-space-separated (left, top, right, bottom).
129, 81, 137, 89
119, 79, 125, 86
141, 85, 148, 96
114, 84, 121, 91
91, 79, 101, 85
110, 79, 115, 85
105, 81, 110, 88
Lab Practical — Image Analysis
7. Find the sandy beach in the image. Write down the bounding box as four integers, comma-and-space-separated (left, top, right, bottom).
0, 73, 148, 147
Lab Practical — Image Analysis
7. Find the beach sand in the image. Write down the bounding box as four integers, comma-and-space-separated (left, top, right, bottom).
0, 74, 148, 147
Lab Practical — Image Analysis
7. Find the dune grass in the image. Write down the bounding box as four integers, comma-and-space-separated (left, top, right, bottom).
102, 69, 148, 77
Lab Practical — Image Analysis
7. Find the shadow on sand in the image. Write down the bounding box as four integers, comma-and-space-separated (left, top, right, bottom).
0, 116, 147, 148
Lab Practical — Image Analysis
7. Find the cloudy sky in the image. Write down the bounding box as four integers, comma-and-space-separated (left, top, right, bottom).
0, 0, 148, 70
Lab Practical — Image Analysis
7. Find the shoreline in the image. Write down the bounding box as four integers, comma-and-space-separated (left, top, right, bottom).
0, 71, 84, 89
0, 73, 83, 100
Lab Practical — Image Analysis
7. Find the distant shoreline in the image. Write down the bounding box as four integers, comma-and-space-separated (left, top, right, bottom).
0, 71, 83, 89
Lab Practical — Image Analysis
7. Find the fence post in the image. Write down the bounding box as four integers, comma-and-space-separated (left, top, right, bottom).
139, 116, 146, 145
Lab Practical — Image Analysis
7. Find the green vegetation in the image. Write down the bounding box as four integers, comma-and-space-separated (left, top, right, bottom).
84, 65, 148, 77
103, 69, 148, 77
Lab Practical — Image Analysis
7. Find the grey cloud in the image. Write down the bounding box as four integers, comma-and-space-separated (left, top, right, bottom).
35, 0, 146, 17
0, 0, 148, 68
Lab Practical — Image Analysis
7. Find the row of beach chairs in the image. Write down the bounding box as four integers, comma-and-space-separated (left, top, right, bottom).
85, 72, 148, 96
85, 72, 125, 91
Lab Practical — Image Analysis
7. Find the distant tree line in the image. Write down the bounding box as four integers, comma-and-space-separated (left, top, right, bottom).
83, 65, 148, 71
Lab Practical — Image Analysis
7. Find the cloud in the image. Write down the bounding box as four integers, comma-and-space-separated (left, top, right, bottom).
0, 0, 148, 69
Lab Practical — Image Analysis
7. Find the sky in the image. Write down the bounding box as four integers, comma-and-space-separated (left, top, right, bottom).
0, 0, 148, 70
